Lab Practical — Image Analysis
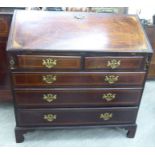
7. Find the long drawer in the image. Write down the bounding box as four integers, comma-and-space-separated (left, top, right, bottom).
14, 55, 81, 69
17, 107, 138, 127
12, 72, 146, 87
85, 56, 144, 70
15, 88, 142, 108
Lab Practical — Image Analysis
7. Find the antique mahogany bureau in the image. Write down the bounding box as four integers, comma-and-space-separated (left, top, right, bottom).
7, 10, 152, 143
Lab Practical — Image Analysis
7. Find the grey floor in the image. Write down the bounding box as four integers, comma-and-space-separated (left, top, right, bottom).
0, 81, 155, 147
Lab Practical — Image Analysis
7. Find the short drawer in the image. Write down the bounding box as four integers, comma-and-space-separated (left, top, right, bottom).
14, 55, 81, 69
15, 88, 142, 108
85, 56, 144, 70
17, 107, 138, 126
12, 72, 146, 87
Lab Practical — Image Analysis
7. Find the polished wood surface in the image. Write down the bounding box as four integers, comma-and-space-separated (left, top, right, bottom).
15, 88, 142, 107
12, 72, 145, 87
7, 11, 152, 53
16, 55, 81, 69
17, 107, 138, 126
85, 56, 144, 70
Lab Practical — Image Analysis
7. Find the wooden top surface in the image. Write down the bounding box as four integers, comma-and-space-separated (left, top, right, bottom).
7, 10, 152, 53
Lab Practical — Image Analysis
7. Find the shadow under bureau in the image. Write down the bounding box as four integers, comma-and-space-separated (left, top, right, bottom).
7, 11, 152, 143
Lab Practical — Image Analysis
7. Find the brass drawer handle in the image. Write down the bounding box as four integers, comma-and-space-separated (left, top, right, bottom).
42, 58, 57, 68
107, 59, 121, 69
43, 94, 57, 103
100, 113, 113, 120
105, 75, 119, 84
102, 93, 116, 102
42, 75, 56, 84
44, 114, 57, 122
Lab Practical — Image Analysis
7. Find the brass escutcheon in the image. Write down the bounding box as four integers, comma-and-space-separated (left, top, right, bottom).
102, 93, 116, 102
42, 75, 56, 84
107, 59, 120, 69
100, 113, 113, 121
9, 56, 15, 69
44, 114, 57, 122
43, 94, 57, 103
105, 75, 119, 84
42, 58, 57, 69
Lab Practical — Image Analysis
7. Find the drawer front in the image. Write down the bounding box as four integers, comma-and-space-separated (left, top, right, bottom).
17, 107, 138, 126
15, 88, 142, 107
85, 56, 144, 70
0, 14, 12, 41
12, 72, 146, 87
15, 55, 81, 69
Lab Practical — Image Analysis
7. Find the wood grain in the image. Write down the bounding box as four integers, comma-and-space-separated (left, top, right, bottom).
85, 56, 144, 70
12, 72, 146, 87
7, 11, 152, 53
17, 107, 138, 126
16, 55, 81, 69
15, 88, 142, 107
